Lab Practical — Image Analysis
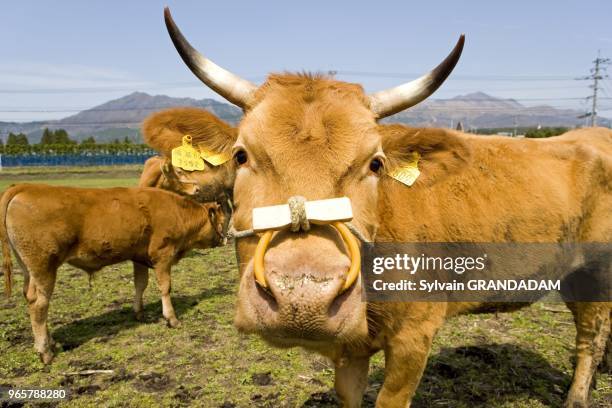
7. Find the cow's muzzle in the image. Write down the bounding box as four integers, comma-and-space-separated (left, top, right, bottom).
254, 221, 361, 292
229, 196, 366, 293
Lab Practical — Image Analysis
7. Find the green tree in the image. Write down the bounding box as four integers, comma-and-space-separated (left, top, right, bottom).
7, 132, 29, 145
123, 136, 132, 144
81, 136, 96, 145
525, 127, 569, 138
40, 128, 75, 144
53, 129, 75, 144
40, 128, 54, 144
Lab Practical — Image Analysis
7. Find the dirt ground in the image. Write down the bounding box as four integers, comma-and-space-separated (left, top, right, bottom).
0, 167, 610, 407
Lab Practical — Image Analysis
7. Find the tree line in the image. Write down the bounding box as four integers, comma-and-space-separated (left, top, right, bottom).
0, 128, 153, 155
1, 128, 133, 146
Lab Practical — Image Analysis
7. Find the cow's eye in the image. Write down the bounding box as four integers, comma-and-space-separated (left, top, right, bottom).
234, 150, 248, 166
369, 158, 383, 173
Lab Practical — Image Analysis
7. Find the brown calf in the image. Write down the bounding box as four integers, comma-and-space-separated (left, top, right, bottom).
1, 184, 225, 364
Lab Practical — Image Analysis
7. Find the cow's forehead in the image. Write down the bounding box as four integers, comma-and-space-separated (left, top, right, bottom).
237, 75, 381, 183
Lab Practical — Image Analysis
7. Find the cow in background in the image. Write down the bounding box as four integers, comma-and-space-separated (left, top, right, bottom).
139, 107, 236, 204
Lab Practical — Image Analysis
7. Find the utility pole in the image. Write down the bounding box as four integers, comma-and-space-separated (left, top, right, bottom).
578, 51, 610, 127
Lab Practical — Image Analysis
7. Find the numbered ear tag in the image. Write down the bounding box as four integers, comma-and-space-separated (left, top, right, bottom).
389, 151, 421, 186
171, 135, 205, 171
199, 148, 231, 166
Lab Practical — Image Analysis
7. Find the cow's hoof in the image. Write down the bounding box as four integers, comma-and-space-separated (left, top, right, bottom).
134, 311, 145, 321
39, 350, 55, 365
564, 399, 588, 408
598, 344, 611, 373
167, 317, 180, 328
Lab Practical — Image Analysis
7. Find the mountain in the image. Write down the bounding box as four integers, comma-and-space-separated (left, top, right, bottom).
0, 92, 242, 144
1, 91, 609, 143
386, 92, 609, 129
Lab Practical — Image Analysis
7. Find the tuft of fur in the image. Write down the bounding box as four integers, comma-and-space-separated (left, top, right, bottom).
253, 72, 369, 108
142, 107, 237, 157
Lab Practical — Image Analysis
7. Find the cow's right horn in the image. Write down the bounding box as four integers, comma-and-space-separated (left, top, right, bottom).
164, 7, 257, 109
368, 35, 465, 118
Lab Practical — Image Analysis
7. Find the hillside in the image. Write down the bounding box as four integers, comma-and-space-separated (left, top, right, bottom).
1, 91, 608, 143
386, 92, 609, 129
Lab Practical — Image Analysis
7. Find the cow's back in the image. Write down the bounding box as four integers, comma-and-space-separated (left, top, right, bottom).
5, 185, 88, 261
379, 127, 612, 243
4, 185, 151, 271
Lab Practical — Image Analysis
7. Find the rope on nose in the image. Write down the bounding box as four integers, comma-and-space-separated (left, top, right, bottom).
287, 195, 310, 232
226, 196, 369, 292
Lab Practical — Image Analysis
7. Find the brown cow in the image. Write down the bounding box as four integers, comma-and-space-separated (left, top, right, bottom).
140, 107, 236, 204
143, 8, 611, 407
1, 184, 226, 364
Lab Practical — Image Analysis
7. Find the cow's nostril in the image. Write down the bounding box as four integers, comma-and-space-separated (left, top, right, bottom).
256, 279, 278, 309
329, 279, 356, 318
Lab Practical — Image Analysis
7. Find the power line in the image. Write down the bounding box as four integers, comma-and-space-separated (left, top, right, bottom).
0, 97, 608, 114
0, 73, 594, 95
577, 51, 610, 126
333, 71, 581, 81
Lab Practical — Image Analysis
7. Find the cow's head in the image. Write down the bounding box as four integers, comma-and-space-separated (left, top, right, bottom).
143, 108, 237, 203
156, 8, 463, 351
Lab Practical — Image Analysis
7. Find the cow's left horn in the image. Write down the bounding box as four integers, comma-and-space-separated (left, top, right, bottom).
164, 7, 257, 109
368, 35, 465, 118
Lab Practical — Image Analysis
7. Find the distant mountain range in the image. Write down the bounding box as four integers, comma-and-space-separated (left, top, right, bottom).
1, 91, 608, 143
386, 92, 609, 130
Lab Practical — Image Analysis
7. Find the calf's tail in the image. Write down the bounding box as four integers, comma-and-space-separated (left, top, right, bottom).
0, 185, 20, 297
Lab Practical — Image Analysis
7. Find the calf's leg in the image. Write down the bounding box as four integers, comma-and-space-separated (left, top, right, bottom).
153, 262, 179, 328
132, 262, 149, 321
15, 254, 30, 299
564, 302, 611, 408
25, 266, 57, 365
334, 355, 370, 407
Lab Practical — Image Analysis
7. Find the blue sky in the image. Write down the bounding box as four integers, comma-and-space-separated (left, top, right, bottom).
2, 0, 611, 122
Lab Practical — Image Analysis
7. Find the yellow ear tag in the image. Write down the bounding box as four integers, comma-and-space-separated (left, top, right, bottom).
199, 147, 231, 166
389, 151, 421, 186
171, 135, 205, 171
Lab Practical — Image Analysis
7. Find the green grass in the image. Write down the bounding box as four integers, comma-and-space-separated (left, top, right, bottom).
0, 178, 139, 190
0, 167, 610, 407
0, 165, 142, 190
0, 165, 143, 177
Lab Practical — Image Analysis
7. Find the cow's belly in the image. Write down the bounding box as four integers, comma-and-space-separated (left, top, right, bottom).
66, 237, 148, 272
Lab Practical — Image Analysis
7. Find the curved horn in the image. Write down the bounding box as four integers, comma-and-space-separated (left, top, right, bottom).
369, 35, 465, 118
164, 7, 257, 109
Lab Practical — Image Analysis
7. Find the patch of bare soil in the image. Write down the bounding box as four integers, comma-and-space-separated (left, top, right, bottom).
134, 371, 174, 393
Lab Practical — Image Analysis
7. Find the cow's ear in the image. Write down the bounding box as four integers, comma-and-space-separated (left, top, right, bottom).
142, 107, 237, 157
379, 124, 472, 187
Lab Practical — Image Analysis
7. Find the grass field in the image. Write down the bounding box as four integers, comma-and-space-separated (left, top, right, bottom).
0, 167, 610, 407
0, 165, 142, 190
